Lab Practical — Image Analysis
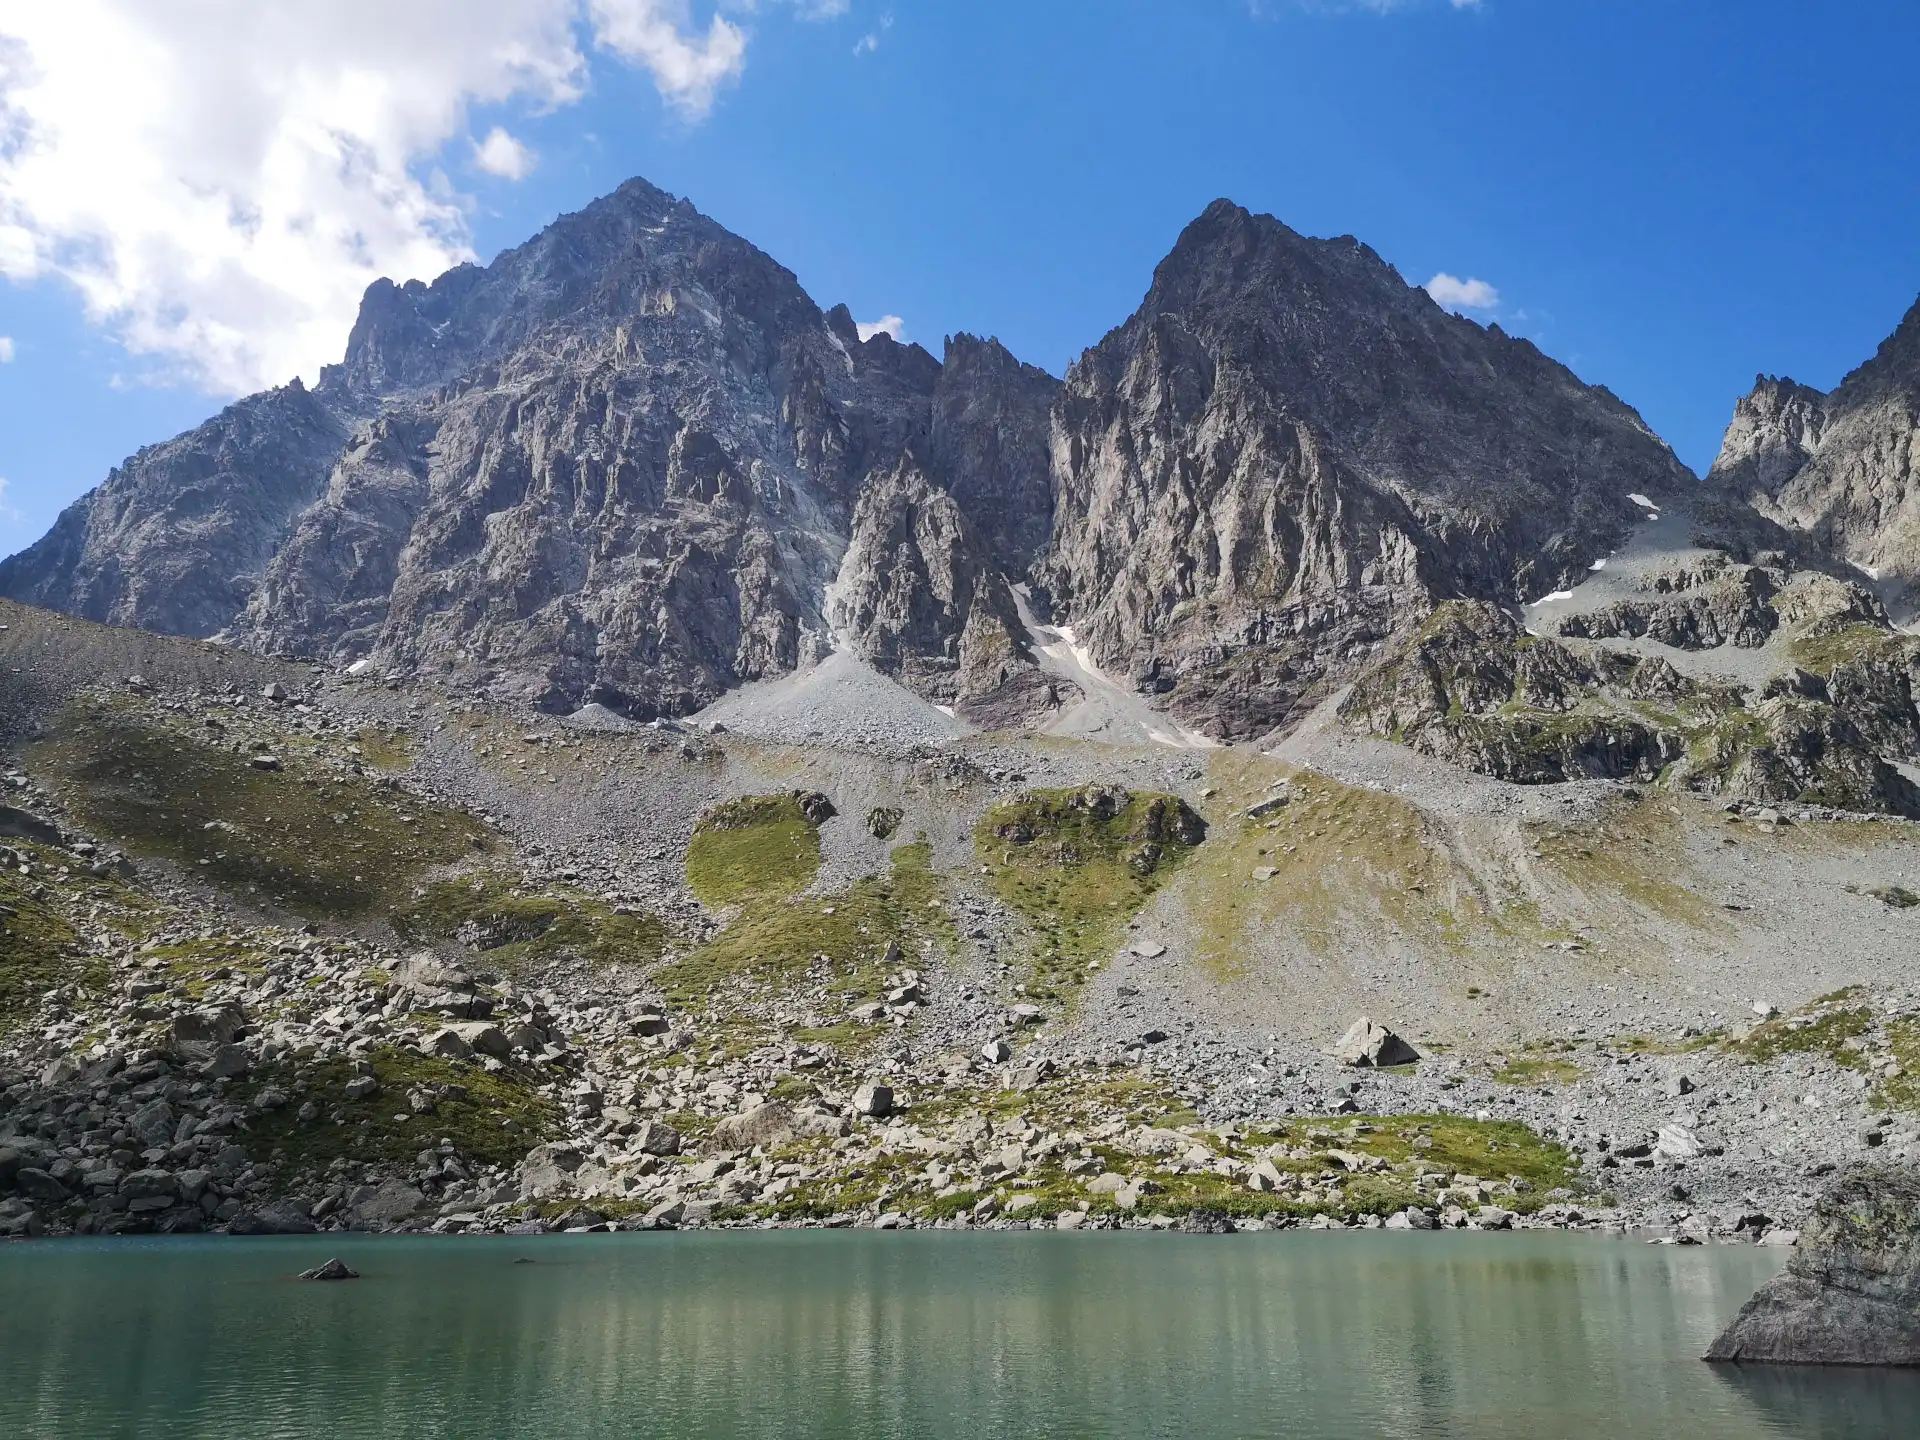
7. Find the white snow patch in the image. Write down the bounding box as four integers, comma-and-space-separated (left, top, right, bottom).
1529, 590, 1576, 606
1854, 561, 1884, 582
1629, 493, 1657, 510
345, 657, 374, 676
1589, 558, 1609, 572
933, 704, 956, 717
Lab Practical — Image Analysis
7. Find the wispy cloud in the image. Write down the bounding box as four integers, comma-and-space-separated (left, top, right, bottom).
856, 314, 904, 342
1425, 273, 1499, 311
853, 12, 892, 55
0, 336, 14, 363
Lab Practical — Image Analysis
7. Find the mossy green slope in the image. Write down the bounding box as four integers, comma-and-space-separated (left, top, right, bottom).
685, 794, 823, 907
236, 1046, 557, 1173
661, 839, 945, 1005
28, 696, 491, 919
975, 786, 1205, 994
392, 874, 668, 971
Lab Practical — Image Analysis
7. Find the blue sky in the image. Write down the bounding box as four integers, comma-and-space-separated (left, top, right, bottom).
2, 0, 1918, 560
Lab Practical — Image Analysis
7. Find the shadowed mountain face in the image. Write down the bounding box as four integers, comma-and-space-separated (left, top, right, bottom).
1034, 200, 1698, 740
0, 183, 1794, 737
1710, 297, 1920, 615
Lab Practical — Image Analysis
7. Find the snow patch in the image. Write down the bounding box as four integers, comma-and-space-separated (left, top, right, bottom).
1529, 590, 1576, 606
1853, 561, 1884, 582
1589, 558, 1609, 572
1629, 493, 1657, 510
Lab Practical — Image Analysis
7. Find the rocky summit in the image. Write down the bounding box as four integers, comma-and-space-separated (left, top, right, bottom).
5, 176, 1920, 1253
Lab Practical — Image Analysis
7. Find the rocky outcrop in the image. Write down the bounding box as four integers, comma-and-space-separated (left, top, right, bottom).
829, 457, 1032, 705
1707, 1164, 1920, 1366
1035, 200, 1697, 741
1339, 601, 1686, 784
1710, 298, 1920, 609
1554, 560, 1780, 650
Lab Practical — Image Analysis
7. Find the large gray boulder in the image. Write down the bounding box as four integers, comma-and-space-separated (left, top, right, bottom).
1330, 1017, 1419, 1068
1706, 1164, 1920, 1366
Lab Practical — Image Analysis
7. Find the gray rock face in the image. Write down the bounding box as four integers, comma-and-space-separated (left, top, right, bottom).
928, 334, 1060, 573
829, 455, 1033, 705
2, 178, 1033, 721
1035, 199, 1696, 740
0, 381, 349, 636
1707, 1164, 1920, 1366
1711, 300, 1920, 610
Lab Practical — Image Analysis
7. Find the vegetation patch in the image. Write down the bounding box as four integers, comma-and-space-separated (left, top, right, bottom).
0, 849, 91, 1030
235, 1045, 557, 1173
392, 874, 668, 971
658, 839, 946, 1005
1788, 623, 1920, 677
1494, 1054, 1584, 1087
685, 793, 826, 907
1730, 993, 1873, 1067
976, 785, 1205, 993
28, 696, 492, 919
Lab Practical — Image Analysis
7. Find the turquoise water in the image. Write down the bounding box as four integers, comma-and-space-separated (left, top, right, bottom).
0, 1232, 1912, 1437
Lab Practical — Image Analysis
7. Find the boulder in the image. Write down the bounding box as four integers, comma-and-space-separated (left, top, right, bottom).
450, 1022, 512, 1060
981, 1039, 1013, 1064
128, 1098, 175, 1149
14, 1167, 70, 1203
424, 1027, 475, 1062
228, 1201, 317, 1235
1330, 1017, 1420, 1068
173, 1002, 248, 1050
852, 1083, 894, 1118
518, 1143, 585, 1201
635, 1121, 681, 1157
348, 1179, 426, 1229
710, 1102, 797, 1152
1009, 1059, 1054, 1092
199, 1044, 252, 1079
1707, 1165, 1920, 1366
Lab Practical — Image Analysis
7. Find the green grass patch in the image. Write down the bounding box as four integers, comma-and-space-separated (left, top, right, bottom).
685, 793, 824, 907
28, 696, 492, 920
391, 874, 668, 971
658, 839, 945, 1005
976, 786, 1205, 993
235, 1045, 557, 1173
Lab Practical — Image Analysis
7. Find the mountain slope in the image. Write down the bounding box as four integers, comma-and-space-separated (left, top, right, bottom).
1035, 200, 1698, 740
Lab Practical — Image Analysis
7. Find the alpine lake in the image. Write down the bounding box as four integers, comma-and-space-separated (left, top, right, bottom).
2, 1230, 1915, 1438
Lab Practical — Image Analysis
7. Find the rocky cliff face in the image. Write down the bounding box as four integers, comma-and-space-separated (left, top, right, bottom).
1710, 298, 1920, 610
828, 456, 1033, 705
1034, 200, 1698, 741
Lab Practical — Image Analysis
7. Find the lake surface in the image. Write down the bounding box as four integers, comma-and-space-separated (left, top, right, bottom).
1, 1231, 1913, 1438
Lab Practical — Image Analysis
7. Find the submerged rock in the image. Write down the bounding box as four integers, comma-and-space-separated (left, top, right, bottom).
1706, 1165, 1920, 1366
298, 1258, 359, 1281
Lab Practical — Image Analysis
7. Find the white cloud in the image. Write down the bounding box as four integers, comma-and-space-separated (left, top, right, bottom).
1425, 273, 1500, 311
852, 12, 891, 55
588, 1, 746, 117
0, 2, 776, 395
473, 126, 538, 180
0, 335, 13, 362
856, 314, 904, 342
